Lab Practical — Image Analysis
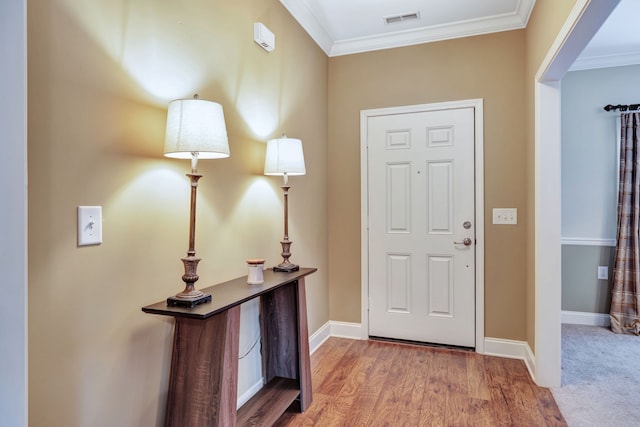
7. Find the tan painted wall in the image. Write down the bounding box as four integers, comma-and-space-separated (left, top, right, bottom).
27, 0, 329, 425
524, 0, 579, 352
327, 31, 529, 340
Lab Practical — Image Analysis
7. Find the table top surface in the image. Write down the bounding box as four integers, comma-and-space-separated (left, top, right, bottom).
142, 267, 317, 319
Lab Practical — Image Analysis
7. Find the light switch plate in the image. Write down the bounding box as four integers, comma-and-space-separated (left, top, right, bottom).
492, 208, 517, 225
78, 206, 102, 246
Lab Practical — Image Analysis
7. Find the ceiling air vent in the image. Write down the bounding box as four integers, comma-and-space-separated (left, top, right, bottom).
385, 12, 420, 25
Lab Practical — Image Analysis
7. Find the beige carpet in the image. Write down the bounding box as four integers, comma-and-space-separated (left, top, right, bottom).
552, 324, 640, 427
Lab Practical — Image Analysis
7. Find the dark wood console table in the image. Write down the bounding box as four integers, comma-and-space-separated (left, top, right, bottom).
142, 267, 317, 427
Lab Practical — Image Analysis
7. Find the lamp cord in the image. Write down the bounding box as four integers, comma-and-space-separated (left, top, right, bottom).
239, 333, 261, 360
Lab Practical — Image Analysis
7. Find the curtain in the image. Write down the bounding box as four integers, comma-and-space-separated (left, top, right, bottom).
611, 112, 640, 334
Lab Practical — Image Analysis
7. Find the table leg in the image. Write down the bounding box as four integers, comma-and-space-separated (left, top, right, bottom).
164, 306, 241, 427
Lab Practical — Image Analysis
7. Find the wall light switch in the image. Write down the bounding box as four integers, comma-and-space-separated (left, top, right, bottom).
78, 206, 102, 246
492, 208, 517, 225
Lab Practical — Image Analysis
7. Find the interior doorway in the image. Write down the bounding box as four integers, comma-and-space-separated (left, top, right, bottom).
535, 0, 621, 387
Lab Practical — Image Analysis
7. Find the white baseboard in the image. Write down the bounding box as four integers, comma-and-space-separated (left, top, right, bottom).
561, 310, 611, 327
309, 321, 331, 354
524, 343, 536, 382
484, 337, 536, 381
308, 321, 363, 355
237, 378, 264, 409
329, 321, 363, 340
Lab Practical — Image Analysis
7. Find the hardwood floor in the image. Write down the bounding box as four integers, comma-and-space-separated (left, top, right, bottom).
274, 338, 566, 427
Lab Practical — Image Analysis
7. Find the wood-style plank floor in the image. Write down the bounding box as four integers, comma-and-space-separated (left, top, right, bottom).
274, 338, 566, 427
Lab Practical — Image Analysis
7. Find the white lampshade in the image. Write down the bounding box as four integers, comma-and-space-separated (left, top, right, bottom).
164, 96, 230, 159
264, 136, 306, 176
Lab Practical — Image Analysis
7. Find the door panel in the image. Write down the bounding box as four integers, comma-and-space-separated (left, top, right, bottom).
387, 163, 411, 233
387, 254, 411, 313
427, 255, 453, 316
368, 107, 475, 347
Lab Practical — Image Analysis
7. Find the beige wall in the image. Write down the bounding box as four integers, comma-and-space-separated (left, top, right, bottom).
327, 31, 529, 340
523, 0, 579, 351
27, 0, 329, 426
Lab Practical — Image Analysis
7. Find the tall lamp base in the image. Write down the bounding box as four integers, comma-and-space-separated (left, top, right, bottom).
273, 237, 299, 273
167, 293, 212, 308
273, 262, 300, 273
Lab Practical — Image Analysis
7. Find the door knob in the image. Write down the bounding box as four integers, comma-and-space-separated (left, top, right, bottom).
454, 237, 472, 246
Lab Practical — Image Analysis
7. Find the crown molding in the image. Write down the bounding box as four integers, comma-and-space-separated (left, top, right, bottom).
329, 10, 529, 56
570, 50, 640, 71
279, 0, 333, 55
281, 0, 535, 57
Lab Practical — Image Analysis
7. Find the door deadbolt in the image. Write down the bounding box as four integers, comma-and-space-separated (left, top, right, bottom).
463, 221, 472, 229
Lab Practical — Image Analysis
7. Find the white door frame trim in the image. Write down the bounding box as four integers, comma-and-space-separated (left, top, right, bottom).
360, 99, 485, 353
534, 0, 619, 387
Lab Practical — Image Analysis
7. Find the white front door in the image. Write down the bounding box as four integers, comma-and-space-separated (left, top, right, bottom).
367, 106, 476, 347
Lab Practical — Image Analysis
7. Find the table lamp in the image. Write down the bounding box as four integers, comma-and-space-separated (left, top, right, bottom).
264, 135, 306, 272
164, 94, 230, 307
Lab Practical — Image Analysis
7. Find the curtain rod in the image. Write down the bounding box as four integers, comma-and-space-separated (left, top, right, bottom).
603, 104, 640, 112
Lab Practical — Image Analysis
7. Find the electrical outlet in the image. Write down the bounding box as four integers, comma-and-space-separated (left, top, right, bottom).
78, 206, 102, 246
597, 266, 608, 280
492, 208, 517, 225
